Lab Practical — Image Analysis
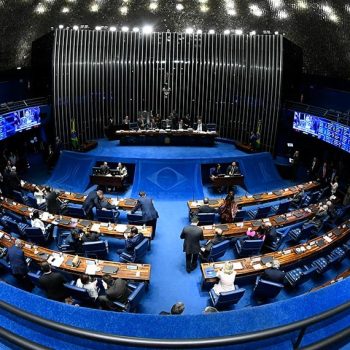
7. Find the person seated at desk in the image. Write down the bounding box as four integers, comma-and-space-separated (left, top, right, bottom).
257, 223, 278, 249
292, 189, 305, 207
148, 117, 158, 130
261, 259, 285, 283
198, 197, 216, 214
39, 262, 68, 302
137, 116, 145, 129
116, 162, 128, 179
45, 186, 66, 215
98, 274, 131, 311
226, 162, 240, 176
30, 209, 54, 236
99, 162, 110, 175
195, 118, 205, 132
80, 228, 101, 243
307, 203, 329, 229
210, 164, 222, 179
76, 274, 99, 300
117, 226, 144, 255
122, 115, 130, 128
199, 228, 225, 261
219, 192, 238, 223
212, 262, 237, 295
160, 302, 185, 315
83, 189, 104, 219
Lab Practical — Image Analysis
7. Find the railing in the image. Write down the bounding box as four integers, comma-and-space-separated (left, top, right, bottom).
0, 299, 349, 349
0, 97, 49, 114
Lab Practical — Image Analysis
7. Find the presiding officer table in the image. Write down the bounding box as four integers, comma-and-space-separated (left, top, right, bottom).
116, 129, 218, 146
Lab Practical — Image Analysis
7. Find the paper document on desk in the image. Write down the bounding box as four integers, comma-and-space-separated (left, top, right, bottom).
203, 225, 213, 230
232, 262, 243, 270
85, 264, 98, 275
111, 198, 119, 206
48, 254, 64, 267
90, 224, 101, 233
252, 263, 263, 270
324, 236, 332, 243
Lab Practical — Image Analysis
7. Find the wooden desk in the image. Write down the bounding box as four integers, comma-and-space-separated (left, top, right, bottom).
21, 181, 137, 211
211, 175, 245, 189
187, 181, 319, 213
201, 220, 350, 283
0, 231, 151, 282
90, 174, 124, 189
311, 269, 350, 292
0, 198, 152, 239
200, 205, 317, 240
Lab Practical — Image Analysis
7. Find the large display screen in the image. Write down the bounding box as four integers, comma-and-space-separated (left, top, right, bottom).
293, 111, 350, 153
0, 106, 41, 141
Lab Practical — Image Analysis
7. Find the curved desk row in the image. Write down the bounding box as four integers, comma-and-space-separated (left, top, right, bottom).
0, 231, 151, 282
311, 268, 350, 292
188, 180, 319, 212
201, 219, 350, 282
200, 204, 318, 240
21, 181, 137, 211
0, 197, 153, 240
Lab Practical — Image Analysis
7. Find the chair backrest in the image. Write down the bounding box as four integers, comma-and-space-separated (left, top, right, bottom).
96, 209, 116, 222
28, 270, 42, 288
275, 201, 291, 215
197, 213, 216, 225
24, 227, 46, 244
214, 288, 246, 307
241, 239, 264, 251
209, 240, 230, 261
206, 123, 217, 132
255, 206, 271, 219
12, 190, 24, 204
82, 240, 108, 258
5, 220, 24, 237
127, 282, 146, 310
66, 204, 86, 219
233, 210, 246, 222
129, 122, 138, 130
254, 277, 284, 299
127, 212, 144, 225
64, 281, 91, 302
134, 239, 149, 261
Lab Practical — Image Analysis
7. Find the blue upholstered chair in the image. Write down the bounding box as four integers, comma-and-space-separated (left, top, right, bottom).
1, 217, 29, 238
127, 212, 144, 225
233, 210, 246, 223
119, 238, 149, 263
284, 264, 317, 287
82, 240, 108, 259
209, 286, 246, 308
27, 270, 42, 288
0, 259, 11, 273
288, 223, 315, 242
311, 257, 329, 274
64, 281, 95, 304
206, 123, 217, 132
113, 282, 147, 312
253, 276, 284, 299
95, 209, 120, 223
65, 203, 86, 219
56, 231, 76, 253
235, 238, 264, 257
271, 200, 291, 215
197, 213, 216, 226
327, 247, 346, 265
247, 206, 271, 220
204, 240, 230, 262
12, 190, 25, 204
24, 227, 51, 245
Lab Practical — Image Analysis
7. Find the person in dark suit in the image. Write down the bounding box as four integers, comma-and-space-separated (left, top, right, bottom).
117, 226, 144, 255
99, 195, 117, 210
261, 260, 285, 283
98, 274, 130, 311
45, 186, 65, 215
39, 262, 68, 301
6, 239, 33, 291
6, 166, 21, 193
210, 164, 222, 179
226, 162, 240, 176
198, 198, 215, 214
160, 302, 185, 315
83, 189, 104, 219
318, 161, 329, 185
131, 191, 159, 237
199, 228, 225, 261
81, 229, 101, 243
99, 162, 110, 175
180, 223, 204, 273
308, 157, 319, 180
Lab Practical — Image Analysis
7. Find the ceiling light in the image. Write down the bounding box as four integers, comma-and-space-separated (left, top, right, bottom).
185, 27, 194, 34
235, 29, 243, 35
250, 30, 256, 35
90, 3, 99, 12
208, 29, 215, 34
109, 26, 117, 32
176, 3, 184, 10
296, 0, 308, 9
73, 25, 79, 30
121, 26, 129, 32
200, 4, 209, 12
227, 9, 236, 15
120, 6, 128, 15
133, 27, 140, 32
196, 29, 203, 34
35, 3, 46, 14
61, 7, 70, 13
143, 25, 153, 34
95, 26, 102, 31
149, 2, 158, 10
58, 24, 64, 29
249, 4, 263, 16
223, 29, 230, 35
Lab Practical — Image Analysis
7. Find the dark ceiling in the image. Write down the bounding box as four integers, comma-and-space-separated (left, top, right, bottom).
0, 0, 349, 78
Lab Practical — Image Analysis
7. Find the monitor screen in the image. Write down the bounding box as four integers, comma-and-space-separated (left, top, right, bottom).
0, 106, 41, 141
293, 111, 350, 153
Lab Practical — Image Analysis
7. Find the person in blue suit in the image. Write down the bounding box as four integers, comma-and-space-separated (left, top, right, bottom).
131, 191, 159, 237
117, 226, 144, 255
7, 239, 33, 291
83, 189, 104, 219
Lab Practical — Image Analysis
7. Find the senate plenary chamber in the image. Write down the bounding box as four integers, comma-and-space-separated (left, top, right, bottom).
0, 1, 350, 349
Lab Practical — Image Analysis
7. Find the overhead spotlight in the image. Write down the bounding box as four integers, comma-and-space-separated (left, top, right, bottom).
120, 6, 128, 15
296, 0, 308, 9
208, 29, 215, 34
133, 27, 140, 32
149, 2, 158, 10
58, 24, 64, 29
200, 4, 209, 12
61, 7, 70, 13
185, 27, 194, 34
278, 10, 288, 19
196, 29, 203, 34
143, 25, 153, 34
17, 67, 22, 70
249, 30, 256, 35
223, 29, 230, 35
109, 26, 117, 32
35, 3, 46, 14
249, 4, 263, 17
176, 3, 184, 10
198, 0, 208, 3
90, 3, 99, 12
227, 9, 236, 15
95, 26, 102, 31
235, 29, 243, 35
121, 26, 129, 32
73, 25, 79, 30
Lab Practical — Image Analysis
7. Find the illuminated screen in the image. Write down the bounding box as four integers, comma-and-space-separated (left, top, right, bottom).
293, 111, 350, 153
0, 107, 41, 141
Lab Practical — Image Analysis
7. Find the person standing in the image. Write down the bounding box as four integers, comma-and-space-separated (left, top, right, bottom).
83, 189, 104, 219
131, 191, 159, 238
180, 223, 204, 273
